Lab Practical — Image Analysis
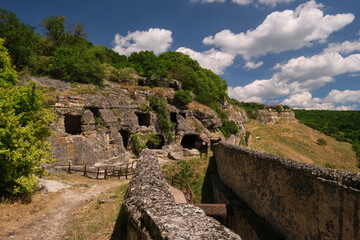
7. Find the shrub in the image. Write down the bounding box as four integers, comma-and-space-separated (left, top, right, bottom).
148, 96, 174, 137
49, 45, 105, 85
220, 120, 239, 139
130, 134, 146, 157
109, 67, 137, 83
317, 138, 327, 146
173, 90, 192, 108
0, 39, 55, 199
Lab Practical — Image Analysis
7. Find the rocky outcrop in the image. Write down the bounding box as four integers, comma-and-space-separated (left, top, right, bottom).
123, 149, 241, 239
254, 108, 295, 124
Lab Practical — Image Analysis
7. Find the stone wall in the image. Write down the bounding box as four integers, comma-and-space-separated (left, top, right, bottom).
123, 149, 241, 239
213, 142, 360, 240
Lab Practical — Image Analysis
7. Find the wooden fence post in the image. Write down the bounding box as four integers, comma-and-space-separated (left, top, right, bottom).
84, 165, 87, 177
96, 167, 100, 179
104, 167, 107, 179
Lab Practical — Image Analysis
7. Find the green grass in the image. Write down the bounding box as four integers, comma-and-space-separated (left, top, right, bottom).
162, 153, 215, 203
70, 183, 129, 240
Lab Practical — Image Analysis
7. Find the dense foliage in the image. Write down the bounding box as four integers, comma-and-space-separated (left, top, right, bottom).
220, 120, 239, 138
0, 39, 55, 198
173, 90, 192, 108
294, 110, 360, 166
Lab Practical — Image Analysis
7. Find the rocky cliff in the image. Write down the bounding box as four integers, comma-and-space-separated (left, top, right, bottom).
22, 76, 295, 166
24, 76, 244, 165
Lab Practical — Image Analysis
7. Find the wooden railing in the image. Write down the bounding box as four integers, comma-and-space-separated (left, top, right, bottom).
164, 174, 195, 204
66, 161, 136, 179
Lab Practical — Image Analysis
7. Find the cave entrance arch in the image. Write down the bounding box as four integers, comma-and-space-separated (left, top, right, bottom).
181, 134, 199, 149
119, 130, 130, 149
146, 134, 165, 149
64, 115, 82, 135
136, 112, 151, 127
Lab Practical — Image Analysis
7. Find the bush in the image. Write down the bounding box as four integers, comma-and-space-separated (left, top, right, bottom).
130, 134, 146, 157
148, 96, 174, 137
173, 90, 192, 108
0, 39, 55, 198
109, 67, 137, 83
317, 138, 327, 146
220, 120, 239, 139
49, 45, 105, 85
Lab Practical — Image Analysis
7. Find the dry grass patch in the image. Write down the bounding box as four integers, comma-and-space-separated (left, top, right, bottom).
0, 191, 62, 236
70, 182, 129, 240
246, 120, 358, 172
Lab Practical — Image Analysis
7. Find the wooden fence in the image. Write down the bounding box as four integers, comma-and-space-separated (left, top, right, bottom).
66, 161, 136, 179
164, 175, 195, 204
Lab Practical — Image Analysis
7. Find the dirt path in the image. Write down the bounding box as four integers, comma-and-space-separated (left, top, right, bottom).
3, 181, 124, 240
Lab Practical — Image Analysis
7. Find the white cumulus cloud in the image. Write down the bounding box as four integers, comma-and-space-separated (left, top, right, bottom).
281, 90, 359, 110
229, 52, 360, 105
113, 28, 173, 56
257, 0, 295, 7
245, 61, 263, 69
323, 40, 360, 54
203, 0, 354, 60
231, 0, 253, 5
176, 47, 235, 74
324, 90, 360, 104
190, 0, 225, 3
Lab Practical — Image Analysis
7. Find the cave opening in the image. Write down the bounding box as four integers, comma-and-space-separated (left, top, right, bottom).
136, 112, 151, 127
180, 112, 186, 119
64, 115, 82, 135
119, 130, 130, 149
180, 134, 198, 149
146, 134, 165, 149
170, 112, 177, 123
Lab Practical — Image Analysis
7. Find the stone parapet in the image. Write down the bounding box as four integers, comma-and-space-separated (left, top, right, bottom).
123, 149, 241, 239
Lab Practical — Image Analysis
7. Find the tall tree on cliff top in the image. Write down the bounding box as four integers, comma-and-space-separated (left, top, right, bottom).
0, 39, 55, 199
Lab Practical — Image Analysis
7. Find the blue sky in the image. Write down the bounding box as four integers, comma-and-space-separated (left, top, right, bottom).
2, 0, 360, 109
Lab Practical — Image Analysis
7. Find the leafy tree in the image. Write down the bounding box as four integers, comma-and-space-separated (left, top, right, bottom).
49, 45, 105, 85
0, 9, 41, 70
0, 39, 55, 198
40, 15, 66, 50
128, 51, 157, 78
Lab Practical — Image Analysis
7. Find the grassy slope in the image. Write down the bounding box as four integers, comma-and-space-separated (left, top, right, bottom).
246, 120, 358, 172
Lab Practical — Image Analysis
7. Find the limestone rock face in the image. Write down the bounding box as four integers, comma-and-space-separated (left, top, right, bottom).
193, 108, 222, 129
255, 109, 295, 124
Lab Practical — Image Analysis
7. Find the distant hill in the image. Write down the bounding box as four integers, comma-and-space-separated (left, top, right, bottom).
246, 120, 358, 172
293, 110, 360, 167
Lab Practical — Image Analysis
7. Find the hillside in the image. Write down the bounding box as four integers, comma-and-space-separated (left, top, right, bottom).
246, 120, 358, 172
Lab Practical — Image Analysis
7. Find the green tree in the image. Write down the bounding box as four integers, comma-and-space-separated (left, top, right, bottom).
0, 39, 55, 198
0, 8, 41, 70
40, 15, 66, 49
49, 45, 105, 85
